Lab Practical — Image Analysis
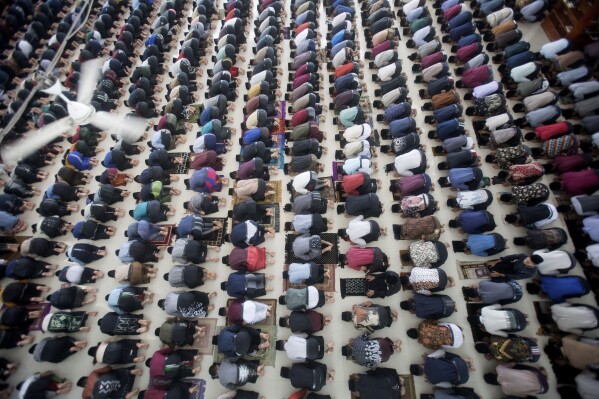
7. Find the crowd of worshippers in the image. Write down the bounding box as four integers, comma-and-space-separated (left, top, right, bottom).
2, 0, 599, 398
393, 0, 599, 397
0, 0, 264, 397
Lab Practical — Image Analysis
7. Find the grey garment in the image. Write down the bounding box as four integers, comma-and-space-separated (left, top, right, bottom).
443, 136, 468, 153
583, 115, 599, 133
557, 66, 589, 87
293, 214, 314, 234
525, 105, 560, 127
523, 91, 557, 113
575, 95, 599, 118
171, 238, 188, 264
510, 62, 537, 82
570, 81, 599, 101
245, 273, 266, 293
464, 53, 487, 70
478, 280, 514, 303
218, 360, 239, 389
292, 235, 321, 260
167, 266, 186, 287
572, 195, 599, 216
418, 39, 440, 58
413, 26, 433, 47
164, 291, 180, 316
292, 193, 313, 214
517, 78, 549, 98
521, 0, 546, 22
286, 287, 309, 310
576, 369, 599, 399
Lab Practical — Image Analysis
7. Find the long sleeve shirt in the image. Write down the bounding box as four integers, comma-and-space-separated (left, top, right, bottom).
347, 215, 370, 246
480, 304, 510, 337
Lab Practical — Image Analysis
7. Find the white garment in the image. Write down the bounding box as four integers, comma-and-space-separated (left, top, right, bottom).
243, 300, 268, 324
193, 136, 206, 153
288, 263, 311, 284
551, 303, 598, 334
473, 81, 501, 99
65, 265, 84, 284
532, 203, 558, 228
394, 149, 422, 176
244, 221, 258, 245
540, 38, 569, 60
292, 171, 314, 195
586, 243, 599, 267
343, 157, 372, 175
480, 304, 510, 337
332, 12, 350, 28
413, 26, 432, 47
486, 113, 512, 131
284, 334, 308, 361
250, 71, 268, 87
570, 81, 599, 101
347, 215, 370, 246
576, 370, 599, 399
439, 323, 464, 348
378, 63, 398, 82
403, 0, 421, 15
307, 286, 319, 309
534, 249, 573, 275
343, 124, 372, 143
333, 48, 349, 69
294, 29, 311, 48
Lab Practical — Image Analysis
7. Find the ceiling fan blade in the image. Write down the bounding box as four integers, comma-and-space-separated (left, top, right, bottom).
1, 118, 74, 164
77, 57, 104, 104
91, 111, 147, 143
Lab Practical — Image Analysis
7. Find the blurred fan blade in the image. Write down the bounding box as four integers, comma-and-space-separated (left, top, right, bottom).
1, 118, 74, 164
77, 57, 104, 104
91, 111, 147, 143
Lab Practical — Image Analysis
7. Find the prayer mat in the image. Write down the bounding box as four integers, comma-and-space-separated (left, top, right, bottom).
334, 181, 346, 202
290, 177, 335, 202
466, 303, 491, 341
401, 374, 417, 399
534, 301, 561, 336
232, 204, 280, 232
332, 161, 343, 181
147, 224, 175, 246
191, 379, 206, 399
196, 217, 228, 246
27, 302, 51, 331
212, 325, 277, 366
226, 298, 277, 326
271, 132, 286, 169
182, 104, 202, 123
400, 250, 413, 267
231, 180, 282, 206
167, 152, 191, 174
193, 318, 218, 354
284, 233, 339, 264
340, 278, 367, 298
458, 260, 492, 280
282, 264, 336, 292
400, 272, 413, 291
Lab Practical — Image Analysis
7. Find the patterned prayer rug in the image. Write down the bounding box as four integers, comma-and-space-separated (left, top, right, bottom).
192, 318, 218, 354
27, 303, 51, 331
290, 177, 335, 202
196, 217, 228, 246
399, 250, 413, 267
230, 180, 282, 206
283, 264, 336, 292
191, 379, 206, 399
147, 224, 175, 246
458, 260, 492, 280
212, 325, 277, 366
340, 278, 368, 298
226, 298, 277, 326
183, 104, 202, 124
332, 161, 343, 181
284, 233, 339, 264
401, 374, 417, 399
231, 204, 280, 232
168, 152, 191, 174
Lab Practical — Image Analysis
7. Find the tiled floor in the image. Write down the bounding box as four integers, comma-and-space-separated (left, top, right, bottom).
3, 0, 599, 398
